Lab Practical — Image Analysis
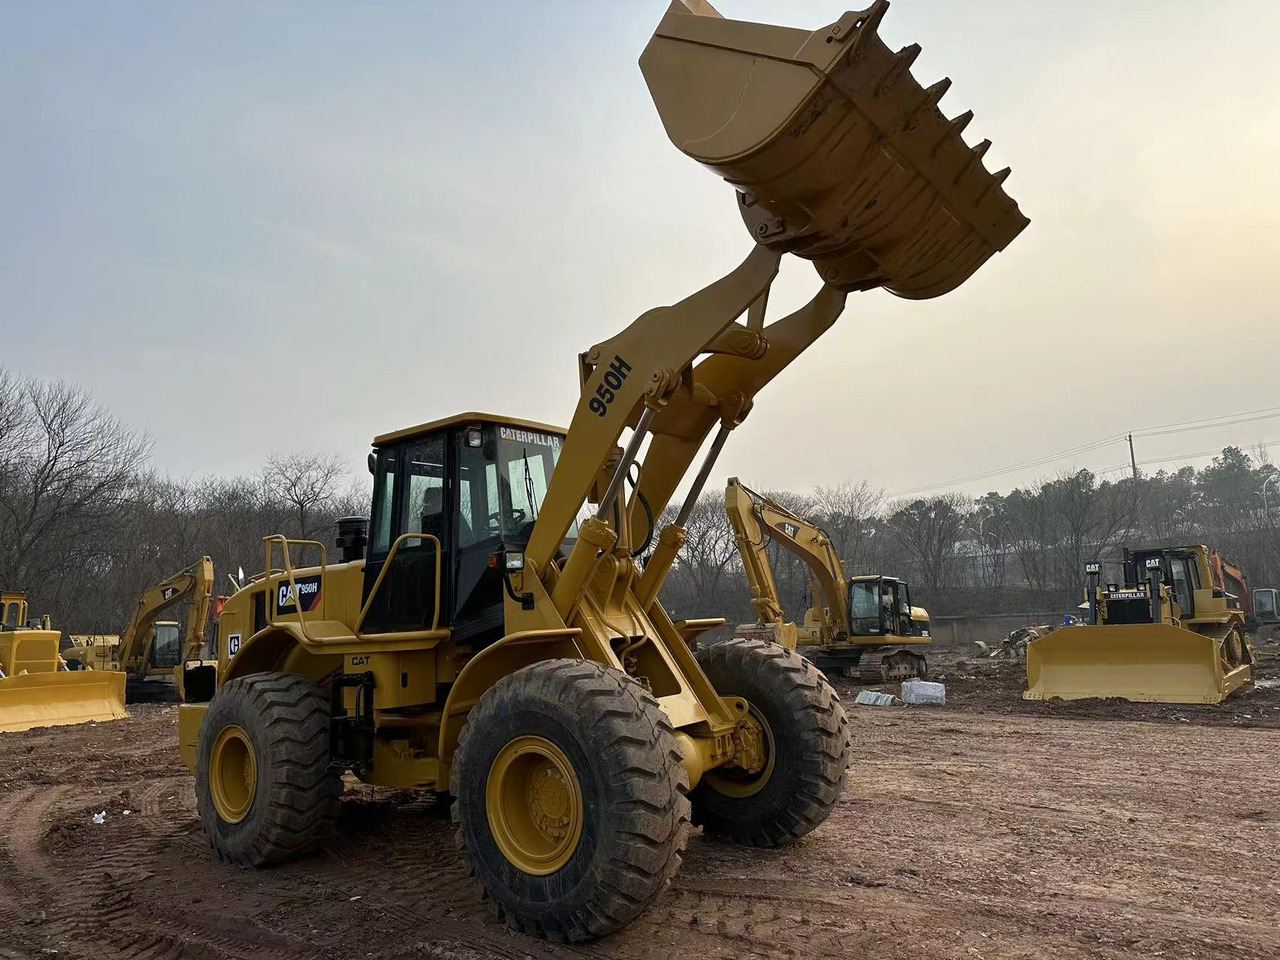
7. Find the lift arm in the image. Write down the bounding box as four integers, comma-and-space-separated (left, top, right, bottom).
725, 479, 849, 643
116, 557, 215, 677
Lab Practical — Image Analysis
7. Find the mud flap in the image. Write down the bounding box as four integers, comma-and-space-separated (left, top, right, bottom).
0, 669, 127, 732
1024, 624, 1249, 705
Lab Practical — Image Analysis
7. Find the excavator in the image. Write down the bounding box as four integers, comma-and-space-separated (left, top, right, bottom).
725, 478, 931, 681
0, 591, 127, 732
177, 1, 1026, 942
64, 557, 216, 701
1025, 544, 1255, 704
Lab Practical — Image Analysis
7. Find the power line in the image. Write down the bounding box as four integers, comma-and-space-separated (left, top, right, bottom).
1130, 404, 1280, 437
890, 404, 1280, 498
888, 433, 1127, 498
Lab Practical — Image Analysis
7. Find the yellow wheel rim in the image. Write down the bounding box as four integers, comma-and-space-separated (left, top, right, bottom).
704, 702, 776, 799
486, 736, 583, 876
210, 724, 257, 824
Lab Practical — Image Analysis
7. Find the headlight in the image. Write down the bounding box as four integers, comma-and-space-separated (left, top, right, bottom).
504, 551, 525, 573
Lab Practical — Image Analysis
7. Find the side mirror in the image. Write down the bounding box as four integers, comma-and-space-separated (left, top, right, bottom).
367, 452, 377, 475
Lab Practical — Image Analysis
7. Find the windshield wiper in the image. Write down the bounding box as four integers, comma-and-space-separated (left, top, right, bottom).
522, 448, 541, 520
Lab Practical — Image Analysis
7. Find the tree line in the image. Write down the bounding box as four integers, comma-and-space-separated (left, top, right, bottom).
663, 448, 1280, 632
4, 368, 1277, 636
0, 370, 364, 634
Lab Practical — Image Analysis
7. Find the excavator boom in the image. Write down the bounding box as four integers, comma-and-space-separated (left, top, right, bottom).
116, 557, 215, 687
726, 478, 848, 642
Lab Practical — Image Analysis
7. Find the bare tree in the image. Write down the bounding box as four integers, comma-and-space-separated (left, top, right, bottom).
261, 451, 348, 540
810, 479, 883, 574
0, 374, 151, 599
882, 493, 970, 599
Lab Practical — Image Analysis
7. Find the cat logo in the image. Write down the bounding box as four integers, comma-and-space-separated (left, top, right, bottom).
228, 633, 242, 657
162, 587, 177, 600
276, 575, 322, 615
778, 522, 799, 539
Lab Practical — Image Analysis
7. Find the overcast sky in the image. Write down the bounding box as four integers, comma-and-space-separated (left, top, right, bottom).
4, 0, 1279, 503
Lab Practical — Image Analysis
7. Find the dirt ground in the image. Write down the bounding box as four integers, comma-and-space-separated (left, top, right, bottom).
2, 649, 1279, 960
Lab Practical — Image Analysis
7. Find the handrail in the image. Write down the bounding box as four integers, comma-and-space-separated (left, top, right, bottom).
262, 536, 328, 644
355, 532, 443, 638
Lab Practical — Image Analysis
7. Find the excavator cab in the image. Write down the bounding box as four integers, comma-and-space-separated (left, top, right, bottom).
361, 414, 573, 644
848, 575, 914, 638
149, 621, 184, 669
1254, 588, 1279, 624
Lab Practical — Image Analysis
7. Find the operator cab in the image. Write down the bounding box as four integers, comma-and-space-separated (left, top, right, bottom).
0, 593, 26, 630
361, 413, 573, 645
848, 576, 913, 637
1124, 547, 1200, 620
150, 621, 183, 669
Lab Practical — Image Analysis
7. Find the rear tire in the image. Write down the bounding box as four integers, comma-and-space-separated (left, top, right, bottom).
452, 659, 689, 942
692, 638, 848, 847
195, 672, 342, 866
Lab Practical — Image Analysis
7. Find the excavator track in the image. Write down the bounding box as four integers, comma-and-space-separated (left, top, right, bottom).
809, 648, 927, 684
856, 649, 928, 684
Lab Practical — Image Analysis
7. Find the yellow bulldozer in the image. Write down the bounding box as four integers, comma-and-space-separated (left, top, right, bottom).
64, 557, 216, 701
1025, 544, 1255, 704
178, 0, 1025, 941
0, 591, 127, 733
725, 478, 931, 681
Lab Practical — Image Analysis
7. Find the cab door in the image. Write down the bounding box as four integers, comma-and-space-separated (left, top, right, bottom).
361, 434, 449, 634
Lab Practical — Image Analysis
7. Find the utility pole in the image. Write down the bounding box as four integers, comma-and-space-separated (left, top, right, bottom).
1128, 433, 1138, 480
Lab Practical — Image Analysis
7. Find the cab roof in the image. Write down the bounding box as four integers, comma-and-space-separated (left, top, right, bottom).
374, 412, 568, 447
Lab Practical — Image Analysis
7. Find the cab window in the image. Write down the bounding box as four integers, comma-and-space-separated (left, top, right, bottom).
402, 436, 447, 547
369, 449, 397, 556
1169, 558, 1193, 617
849, 581, 882, 634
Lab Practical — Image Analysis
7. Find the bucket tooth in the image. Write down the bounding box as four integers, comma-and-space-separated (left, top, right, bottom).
979, 166, 1013, 200
876, 43, 921, 97
905, 77, 952, 132
933, 109, 973, 155
955, 139, 992, 185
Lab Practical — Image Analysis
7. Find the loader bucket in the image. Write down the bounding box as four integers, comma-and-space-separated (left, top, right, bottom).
1024, 624, 1253, 705
641, 1, 1028, 298
0, 670, 128, 732
0, 628, 128, 732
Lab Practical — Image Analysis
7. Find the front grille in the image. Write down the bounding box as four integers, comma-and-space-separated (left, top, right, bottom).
1104, 597, 1152, 625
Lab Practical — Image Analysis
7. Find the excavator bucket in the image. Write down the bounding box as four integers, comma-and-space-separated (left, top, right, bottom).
641, 0, 1028, 298
0, 630, 128, 733
1024, 624, 1254, 705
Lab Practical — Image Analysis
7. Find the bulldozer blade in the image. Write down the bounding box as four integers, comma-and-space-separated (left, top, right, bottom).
1024, 624, 1253, 705
641, 0, 1028, 298
0, 670, 128, 733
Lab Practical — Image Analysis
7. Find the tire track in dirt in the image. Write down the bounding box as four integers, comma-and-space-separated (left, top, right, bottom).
0, 782, 301, 960
295, 797, 592, 959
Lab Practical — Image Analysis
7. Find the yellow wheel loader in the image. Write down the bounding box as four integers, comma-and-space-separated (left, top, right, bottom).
0, 592, 127, 733
1025, 545, 1255, 704
725, 478, 931, 681
179, 0, 1026, 941
63, 557, 216, 702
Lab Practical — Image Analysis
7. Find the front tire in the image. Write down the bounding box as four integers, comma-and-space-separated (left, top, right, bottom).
195, 672, 342, 866
692, 638, 849, 847
452, 660, 689, 942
